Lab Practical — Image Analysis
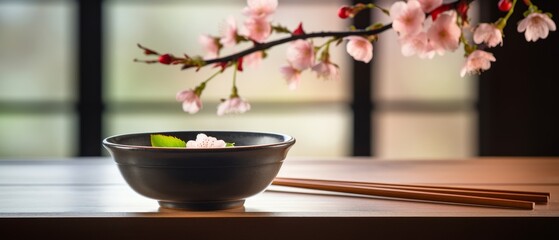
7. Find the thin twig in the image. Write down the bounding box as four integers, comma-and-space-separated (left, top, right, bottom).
201, 24, 392, 66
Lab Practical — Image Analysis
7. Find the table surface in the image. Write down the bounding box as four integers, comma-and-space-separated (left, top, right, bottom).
1, 156, 559, 238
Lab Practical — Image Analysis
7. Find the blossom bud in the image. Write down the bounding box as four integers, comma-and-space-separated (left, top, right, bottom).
457, 1, 469, 16
293, 22, 305, 36
457, 0, 469, 22
236, 57, 244, 72
337, 6, 352, 19
498, 0, 512, 12
158, 54, 174, 65
430, 4, 451, 21
214, 61, 228, 72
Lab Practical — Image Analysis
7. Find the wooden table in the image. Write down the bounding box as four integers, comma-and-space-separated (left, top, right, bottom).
1, 157, 558, 239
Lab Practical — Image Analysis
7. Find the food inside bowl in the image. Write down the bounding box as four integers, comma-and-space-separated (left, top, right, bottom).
150, 133, 235, 148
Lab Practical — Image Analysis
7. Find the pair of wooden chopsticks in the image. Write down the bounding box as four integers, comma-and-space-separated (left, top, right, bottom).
272, 177, 550, 210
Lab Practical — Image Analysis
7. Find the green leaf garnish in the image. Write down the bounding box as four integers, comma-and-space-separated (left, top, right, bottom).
225, 142, 235, 147
150, 134, 186, 148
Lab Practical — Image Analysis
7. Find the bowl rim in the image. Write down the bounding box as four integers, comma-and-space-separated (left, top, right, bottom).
102, 130, 296, 152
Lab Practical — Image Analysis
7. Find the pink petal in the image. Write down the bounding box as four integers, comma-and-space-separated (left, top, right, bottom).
286, 40, 315, 70
345, 36, 373, 63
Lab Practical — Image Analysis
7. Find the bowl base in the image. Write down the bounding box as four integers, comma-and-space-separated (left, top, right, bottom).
158, 199, 245, 211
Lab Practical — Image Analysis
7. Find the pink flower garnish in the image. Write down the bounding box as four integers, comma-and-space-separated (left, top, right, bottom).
417, 0, 443, 13
198, 34, 220, 59
286, 40, 315, 71
176, 89, 202, 114
473, 23, 503, 48
311, 61, 340, 81
279, 65, 302, 90
242, 0, 278, 19
220, 16, 238, 47
217, 97, 251, 116
427, 11, 461, 55
390, 0, 425, 37
186, 133, 226, 148
517, 12, 556, 42
345, 36, 373, 63
243, 17, 272, 43
460, 50, 496, 77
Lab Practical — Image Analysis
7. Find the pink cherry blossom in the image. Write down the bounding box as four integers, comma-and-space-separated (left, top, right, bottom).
427, 11, 461, 55
345, 36, 373, 63
217, 97, 251, 116
243, 51, 264, 68
311, 61, 340, 81
473, 23, 503, 47
417, 0, 443, 13
279, 65, 302, 90
286, 40, 315, 71
198, 34, 220, 59
243, 0, 278, 19
399, 32, 435, 59
390, 0, 425, 37
243, 17, 272, 43
460, 50, 496, 77
220, 16, 238, 47
186, 133, 226, 148
176, 89, 202, 114
517, 12, 556, 42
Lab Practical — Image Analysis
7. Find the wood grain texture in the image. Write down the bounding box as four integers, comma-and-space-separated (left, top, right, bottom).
1, 157, 558, 238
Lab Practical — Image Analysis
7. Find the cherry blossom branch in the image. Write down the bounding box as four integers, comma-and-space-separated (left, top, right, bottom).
135, 0, 481, 71
179, 0, 474, 70
198, 24, 392, 67
137, 0, 557, 116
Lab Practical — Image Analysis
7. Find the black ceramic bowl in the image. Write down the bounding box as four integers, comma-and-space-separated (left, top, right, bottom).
102, 131, 295, 211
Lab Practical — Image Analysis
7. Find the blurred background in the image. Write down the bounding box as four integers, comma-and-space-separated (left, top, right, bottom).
1, 0, 557, 159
